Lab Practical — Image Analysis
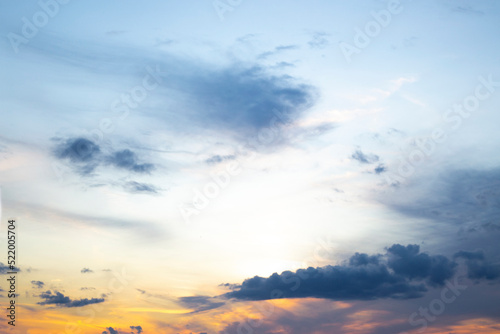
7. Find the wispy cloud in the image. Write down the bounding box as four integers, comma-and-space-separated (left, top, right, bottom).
177, 295, 225, 313
308, 31, 331, 49
124, 181, 159, 194
6, 200, 165, 239
31, 280, 45, 289
106, 149, 155, 174
257, 44, 299, 59
351, 150, 380, 164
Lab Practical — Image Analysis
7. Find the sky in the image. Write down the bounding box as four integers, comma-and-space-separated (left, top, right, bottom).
0, 0, 500, 333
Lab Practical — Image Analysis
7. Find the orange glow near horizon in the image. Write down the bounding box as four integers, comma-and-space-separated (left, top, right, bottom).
11, 298, 500, 334
402, 318, 500, 334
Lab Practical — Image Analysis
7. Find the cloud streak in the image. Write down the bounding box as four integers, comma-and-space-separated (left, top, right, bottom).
124, 181, 159, 194
177, 295, 226, 313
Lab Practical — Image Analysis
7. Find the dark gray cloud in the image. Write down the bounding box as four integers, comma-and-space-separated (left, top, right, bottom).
177, 295, 225, 313
174, 65, 316, 137
103, 327, 118, 334
38, 290, 105, 308
225, 264, 425, 301
454, 250, 485, 260
130, 326, 143, 334
466, 261, 500, 280
454, 250, 500, 280
106, 150, 155, 174
81, 268, 93, 274
101, 325, 143, 334
31, 280, 44, 289
374, 164, 387, 174
387, 244, 456, 286
348, 252, 381, 266
0, 262, 20, 274
54, 137, 101, 175
53, 138, 157, 183
0, 263, 10, 274
380, 167, 500, 285
351, 150, 379, 164
55, 138, 101, 163
224, 244, 461, 302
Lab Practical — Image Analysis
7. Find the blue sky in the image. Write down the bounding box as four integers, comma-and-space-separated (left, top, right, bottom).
1, 1, 500, 333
